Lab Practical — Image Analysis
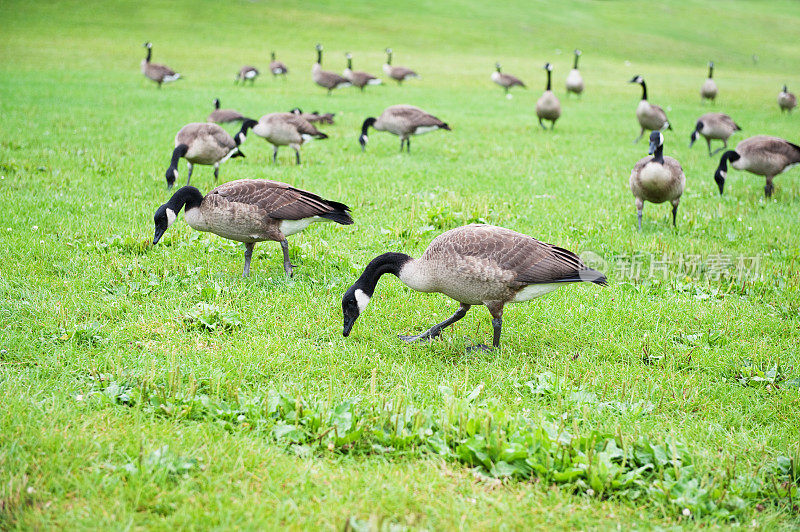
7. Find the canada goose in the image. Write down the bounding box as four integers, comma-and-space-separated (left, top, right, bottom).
383, 48, 418, 84
165, 120, 256, 189
629, 75, 671, 143
344, 53, 382, 91
252, 113, 328, 165
270, 52, 288, 77
207, 98, 246, 124
565, 50, 584, 97
341, 224, 606, 349
312, 44, 351, 95
141, 42, 180, 88
535, 63, 561, 130
235, 65, 259, 85
630, 131, 685, 230
689, 113, 741, 156
289, 108, 335, 125
152, 180, 352, 277
491, 63, 525, 96
714, 135, 800, 197
778, 85, 797, 113
359, 105, 450, 153
701, 62, 717, 101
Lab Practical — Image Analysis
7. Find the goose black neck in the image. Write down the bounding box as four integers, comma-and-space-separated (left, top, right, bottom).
361, 117, 376, 137
168, 186, 203, 213
214, 99, 220, 109
651, 145, 664, 164
145, 47, 152, 62
271, 52, 276, 60
708, 65, 714, 78
546, 69, 552, 91
573, 54, 579, 69
169, 144, 188, 170
355, 252, 412, 296
640, 81, 648, 100
386, 52, 392, 65
235, 119, 258, 146
347, 57, 352, 69
495, 65, 501, 73
316, 49, 322, 64
717, 150, 739, 172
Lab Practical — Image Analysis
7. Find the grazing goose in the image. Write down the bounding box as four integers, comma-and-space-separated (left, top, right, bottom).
630, 131, 685, 230
778, 85, 797, 113
341, 224, 606, 350
535, 63, 561, 130
343, 53, 382, 91
152, 179, 353, 277
689, 113, 741, 156
629, 75, 671, 143
383, 48, 418, 84
165, 120, 256, 189
491, 63, 525, 96
270, 52, 288, 77
289, 108, 335, 125
235, 65, 259, 85
252, 113, 328, 165
359, 105, 450, 153
207, 98, 246, 124
565, 49, 584, 97
312, 44, 351, 95
141, 42, 180, 88
714, 135, 800, 197
701, 62, 717, 101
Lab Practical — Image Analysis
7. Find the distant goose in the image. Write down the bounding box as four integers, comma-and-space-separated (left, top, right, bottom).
165, 120, 256, 189
629, 75, 671, 143
343, 53, 382, 91
235, 65, 259, 85
152, 179, 353, 277
207, 98, 245, 124
312, 44, 351, 95
778, 85, 797, 113
383, 48, 418, 84
565, 49, 584, 97
359, 105, 450, 153
536, 63, 561, 130
701, 62, 717, 101
341, 224, 606, 349
141, 42, 180, 88
491, 63, 525, 96
630, 131, 685, 230
252, 113, 328, 164
270, 52, 288, 77
714, 135, 800, 197
289, 108, 335, 125
689, 112, 741, 156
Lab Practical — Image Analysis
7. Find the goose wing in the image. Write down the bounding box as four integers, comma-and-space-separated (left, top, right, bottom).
501, 73, 525, 87
387, 105, 446, 127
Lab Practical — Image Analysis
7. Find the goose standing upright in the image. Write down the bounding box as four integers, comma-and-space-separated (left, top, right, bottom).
359, 105, 450, 153
270, 52, 288, 78
152, 179, 353, 277
341, 224, 606, 350
565, 49, 584, 97
778, 85, 797, 113
165, 120, 257, 189
383, 48, 418, 84
252, 113, 328, 164
343, 53, 382, 91
629, 75, 671, 143
689, 113, 741, 156
714, 135, 800, 197
536, 63, 561, 130
141, 42, 180, 88
701, 62, 718, 101
491, 63, 525, 96
312, 44, 351, 95
235, 65, 259, 85
207, 98, 246, 124
630, 131, 685, 230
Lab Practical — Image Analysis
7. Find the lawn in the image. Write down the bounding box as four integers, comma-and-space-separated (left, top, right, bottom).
1, 0, 799, 528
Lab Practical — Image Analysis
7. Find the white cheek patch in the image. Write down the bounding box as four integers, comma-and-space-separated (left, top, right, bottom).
166, 208, 177, 228
355, 289, 371, 313
659, 132, 664, 146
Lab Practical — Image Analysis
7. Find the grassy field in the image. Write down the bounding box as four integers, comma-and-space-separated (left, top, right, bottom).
2, 0, 800, 528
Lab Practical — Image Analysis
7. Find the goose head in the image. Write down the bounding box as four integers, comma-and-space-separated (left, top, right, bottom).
689, 121, 703, 148
544, 62, 553, 72
648, 131, 664, 155
782, 85, 788, 93
341, 284, 372, 337
315, 43, 323, 52
495, 62, 502, 72
574, 49, 582, 56
143, 42, 152, 49
213, 98, 220, 109
629, 75, 644, 85
152, 203, 177, 245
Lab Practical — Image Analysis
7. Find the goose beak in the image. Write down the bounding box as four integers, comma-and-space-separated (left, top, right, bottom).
648, 140, 658, 155
342, 316, 356, 337
153, 226, 166, 245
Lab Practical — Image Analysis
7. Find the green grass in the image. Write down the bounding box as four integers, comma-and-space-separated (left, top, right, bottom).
2, 0, 800, 528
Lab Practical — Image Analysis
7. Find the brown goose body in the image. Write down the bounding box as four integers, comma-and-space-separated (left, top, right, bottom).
235, 65, 259, 85
715, 135, 800, 197
270, 52, 288, 76
565, 50, 584, 96
207, 98, 245, 124
341, 224, 606, 349
253, 113, 328, 164
630, 76, 670, 142
630, 132, 685, 230
312, 45, 351, 95
141, 42, 180, 87
359, 105, 450, 152
491, 64, 525, 94
152, 180, 353, 277
778, 86, 797, 112
701, 62, 717, 101
536, 64, 561, 129
383, 48, 418, 84
690, 112, 741, 156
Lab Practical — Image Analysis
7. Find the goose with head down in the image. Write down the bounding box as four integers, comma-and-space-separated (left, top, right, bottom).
359, 105, 450, 153
714, 135, 800, 197
689, 112, 741, 157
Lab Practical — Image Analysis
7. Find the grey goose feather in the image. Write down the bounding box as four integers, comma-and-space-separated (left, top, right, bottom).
153, 179, 353, 277
565, 49, 584, 96
207, 98, 246, 124
630, 131, 685, 230
341, 224, 606, 349
491, 63, 525, 96
778, 85, 797, 113
359, 105, 450, 153
629, 75, 671, 143
166, 120, 256, 189
689, 112, 741, 156
536, 63, 561, 130
252, 112, 328, 165
714, 135, 800, 197
701, 62, 717, 101
383, 48, 418, 84
343, 53, 382, 91
141, 42, 180, 88
312, 44, 351, 95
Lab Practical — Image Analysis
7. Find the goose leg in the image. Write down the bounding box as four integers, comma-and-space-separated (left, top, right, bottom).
466, 302, 504, 351
550, 120, 556, 131
243, 242, 254, 277
186, 162, 193, 186
635, 198, 644, 231
710, 139, 727, 157
399, 138, 405, 152
398, 304, 470, 343
294, 148, 301, 165
213, 162, 220, 184
633, 128, 644, 143
706, 137, 713, 157
538, 118, 546, 130
280, 238, 297, 277
671, 200, 679, 227
765, 176, 775, 197
273, 145, 279, 164
406, 137, 411, 153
